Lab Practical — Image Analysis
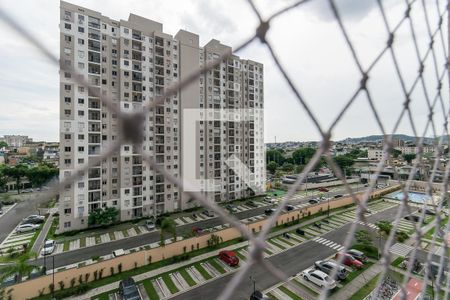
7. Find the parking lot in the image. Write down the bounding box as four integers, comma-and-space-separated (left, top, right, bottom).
0, 221, 42, 256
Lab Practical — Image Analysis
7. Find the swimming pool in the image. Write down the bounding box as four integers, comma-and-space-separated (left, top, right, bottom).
387, 191, 431, 204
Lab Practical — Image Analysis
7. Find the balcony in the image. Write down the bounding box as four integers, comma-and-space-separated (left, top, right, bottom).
88, 168, 101, 179
88, 40, 101, 52
88, 191, 101, 202
88, 145, 101, 155
88, 111, 101, 121
132, 166, 142, 175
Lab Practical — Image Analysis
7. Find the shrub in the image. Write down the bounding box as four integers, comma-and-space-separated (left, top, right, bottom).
352, 243, 378, 259
58, 281, 65, 290
110, 266, 114, 276
396, 231, 409, 243
93, 270, 98, 280
118, 263, 123, 273
70, 278, 76, 288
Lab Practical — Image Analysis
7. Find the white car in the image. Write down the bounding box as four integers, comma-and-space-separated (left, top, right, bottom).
16, 224, 39, 233
302, 268, 336, 289
145, 220, 155, 231
41, 240, 56, 255
23, 215, 45, 221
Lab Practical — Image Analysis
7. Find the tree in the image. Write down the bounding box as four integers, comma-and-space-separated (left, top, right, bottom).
88, 207, 118, 226
292, 147, 316, 165
376, 220, 393, 237
392, 149, 402, 158
0, 141, 8, 148
160, 217, 177, 245
403, 153, 416, 164
281, 162, 294, 172
26, 164, 58, 187
207, 234, 223, 248
0, 253, 34, 283
3, 164, 28, 194
266, 161, 278, 174
333, 155, 354, 175
266, 149, 285, 165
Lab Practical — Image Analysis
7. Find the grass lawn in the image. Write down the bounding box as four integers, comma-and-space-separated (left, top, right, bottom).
179, 269, 196, 287
279, 285, 303, 300
424, 216, 448, 241
95, 235, 101, 244
122, 230, 129, 238
276, 237, 295, 247
194, 263, 212, 280
391, 257, 404, 267
109, 232, 116, 241
92, 289, 117, 300
266, 292, 277, 300
143, 280, 160, 300
135, 226, 141, 234
348, 274, 379, 300
342, 262, 374, 285
209, 259, 226, 274
79, 237, 86, 248
161, 274, 179, 294
63, 240, 70, 252
235, 249, 247, 260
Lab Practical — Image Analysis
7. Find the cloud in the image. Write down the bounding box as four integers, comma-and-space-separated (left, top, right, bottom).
304, 0, 379, 22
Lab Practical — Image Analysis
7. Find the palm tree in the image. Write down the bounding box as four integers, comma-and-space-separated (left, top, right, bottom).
0, 253, 34, 283
159, 218, 177, 246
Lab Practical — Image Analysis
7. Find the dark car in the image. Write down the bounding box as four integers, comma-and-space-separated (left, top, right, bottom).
314, 260, 348, 280
313, 222, 322, 229
334, 194, 343, 198
318, 187, 329, 192
192, 227, 203, 234
247, 200, 257, 207
250, 291, 270, 300
285, 205, 295, 211
218, 250, 239, 266
346, 249, 368, 263
119, 278, 142, 300
404, 215, 420, 222
264, 208, 276, 216
296, 228, 305, 235
308, 199, 319, 205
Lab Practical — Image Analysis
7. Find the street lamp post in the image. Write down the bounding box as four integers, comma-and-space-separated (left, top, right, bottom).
43, 239, 47, 273
249, 276, 256, 295
52, 255, 55, 300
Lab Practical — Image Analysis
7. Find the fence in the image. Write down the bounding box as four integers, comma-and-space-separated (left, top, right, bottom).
0, 0, 449, 299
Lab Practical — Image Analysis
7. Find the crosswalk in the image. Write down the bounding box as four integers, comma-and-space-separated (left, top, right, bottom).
353, 220, 378, 230
389, 243, 414, 257
312, 236, 344, 251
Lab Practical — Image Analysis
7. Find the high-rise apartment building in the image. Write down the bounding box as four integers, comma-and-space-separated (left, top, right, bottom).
59, 1, 265, 232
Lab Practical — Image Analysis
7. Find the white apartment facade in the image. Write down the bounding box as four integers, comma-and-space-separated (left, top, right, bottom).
59, 1, 265, 232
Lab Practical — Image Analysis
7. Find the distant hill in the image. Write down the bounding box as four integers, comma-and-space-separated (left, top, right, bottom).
339, 134, 446, 145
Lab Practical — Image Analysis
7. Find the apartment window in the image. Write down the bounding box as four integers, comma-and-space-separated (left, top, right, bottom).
125, 189, 130, 195
78, 98, 84, 104
78, 134, 84, 140
64, 35, 71, 42
78, 146, 84, 152
124, 60, 129, 66
64, 147, 71, 152
64, 159, 71, 164
78, 62, 85, 69
78, 50, 85, 58
78, 26, 84, 33
64, 208, 72, 214
64, 109, 71, 116
64, 23, 71, 30
64, 72, 71, 78
78, 38, 84, 45
64, 84, 71, 91
64, 134, 71, 139
78, 158, 84, 164
64, 97, 71, 104
64, 48, 71, 54
78, 86, 85, 92
78, 110, 84, 116
124, 28, 129, 34
64, 222, 71, 228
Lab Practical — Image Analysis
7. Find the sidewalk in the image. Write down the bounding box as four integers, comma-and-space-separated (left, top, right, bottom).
330, 262, 384, 300
31, 214, 54, 254
68, 203, 373, 299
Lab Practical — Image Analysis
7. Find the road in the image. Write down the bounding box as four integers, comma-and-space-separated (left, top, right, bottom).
172, 204, 408, 300
31, 186, 368, 268
0, 191, 51, 243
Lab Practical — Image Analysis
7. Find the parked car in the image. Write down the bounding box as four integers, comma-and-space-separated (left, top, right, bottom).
334, 252, 363, 269
145, 220, 155, 231
218, 250, 239, 266
334, 194, 343, 198
192, 226, 203, 234
28, 266, 45, 279
1, 199, 15, 205
250, 291, 270, 300
285, 205, 295, 211
404, 215, 420, 222
418, 208, 436, 215
264, 208, 276, 216
283, 233, 291, 239
203, 210, 215, 217
113, 249, 125, 257
16, 224, 39, 233
313, 222, 322, 229
314, 260, 348, 280
41, 240, 56, 255
318, 187, 329, 192
119, 277, 142, 300
296, 228, 305, 235
21, 218, 44, 225
346, 249, 368, 263
225, 204, 238, 213
0, 274, 18, 288
247, 200, 257, 207
308, 199, 319, 205
23, 215, 45, 222
302, 268, 336, 289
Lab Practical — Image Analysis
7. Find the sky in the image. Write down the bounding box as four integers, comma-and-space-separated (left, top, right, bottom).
0, 0, 447, 143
